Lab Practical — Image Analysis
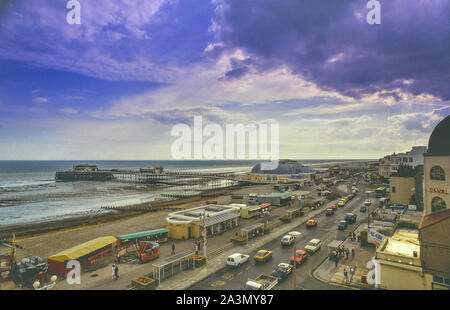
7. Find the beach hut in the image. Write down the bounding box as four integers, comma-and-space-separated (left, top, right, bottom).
47, 236, 119, 276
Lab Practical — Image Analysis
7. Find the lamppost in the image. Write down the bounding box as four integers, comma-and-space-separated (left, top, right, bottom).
288, 231, 302, 290
33, 275, 57, 290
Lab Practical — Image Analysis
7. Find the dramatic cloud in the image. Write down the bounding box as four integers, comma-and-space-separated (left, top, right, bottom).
207, 0, 450, 100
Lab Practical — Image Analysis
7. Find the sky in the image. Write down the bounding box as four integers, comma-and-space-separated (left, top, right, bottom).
0, 0, 448, 160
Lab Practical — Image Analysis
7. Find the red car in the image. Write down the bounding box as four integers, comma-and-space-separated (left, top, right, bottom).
290, 250, 309, 265
306, 219, 318, 228
330, 205, 338, 211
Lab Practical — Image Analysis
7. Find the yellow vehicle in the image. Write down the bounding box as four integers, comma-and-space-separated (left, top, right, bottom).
304, 239, 322, 254
253, 250, 273, 263
337, 200, 346, 207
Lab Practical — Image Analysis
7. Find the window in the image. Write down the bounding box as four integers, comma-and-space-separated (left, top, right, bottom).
392, 186, 396, 193
433, 275, 450, 286
431, 197, 447, 212
430, 166, 445, 181
409, 157, 413, 163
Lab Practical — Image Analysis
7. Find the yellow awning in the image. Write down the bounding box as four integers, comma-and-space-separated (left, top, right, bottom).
48, 236, 118, 262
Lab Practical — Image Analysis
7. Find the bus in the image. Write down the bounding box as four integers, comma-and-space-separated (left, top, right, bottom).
241, 205, 261, 219
375, 186, 387, 198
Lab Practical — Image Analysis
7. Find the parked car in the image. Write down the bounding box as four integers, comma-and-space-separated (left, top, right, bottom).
271, 263, 293, 281
338, 220, 348, 230
253, 250, 273, 263
326, 208, 335, 216
290, 250, 309, 265
330, 204, 338, 211
304, 239, 322, 255
345, 213, 357, 224
360, 205, 367, 212
306, 219, 318, 228
364, 199, 372, 206
280, 235, 295, 247
338, 200, 346, 207
227, 253, 250, 267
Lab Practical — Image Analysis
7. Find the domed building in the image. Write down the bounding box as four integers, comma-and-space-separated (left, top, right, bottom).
243, 160, 316, 184
419, 115, 450, 289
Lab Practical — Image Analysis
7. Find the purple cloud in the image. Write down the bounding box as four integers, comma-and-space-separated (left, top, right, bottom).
208, 0, 450, 100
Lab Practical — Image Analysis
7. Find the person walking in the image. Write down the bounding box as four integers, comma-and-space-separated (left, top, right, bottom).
114, 264, 119, 280
345, 248, 350, 259
111, 264, 116, 280
343, 269, 348, 283
171, 241, 176, 255
351, 248, 355, 260
334, 255, 339, 268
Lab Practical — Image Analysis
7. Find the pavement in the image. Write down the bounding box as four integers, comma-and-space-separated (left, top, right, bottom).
312, 222, 376, 290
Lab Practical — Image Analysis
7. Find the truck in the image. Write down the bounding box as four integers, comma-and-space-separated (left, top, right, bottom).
244, 274, 278, 290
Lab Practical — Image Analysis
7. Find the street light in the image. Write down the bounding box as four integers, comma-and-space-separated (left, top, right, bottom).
33, 275, 57, 290
288, 231, 302, 290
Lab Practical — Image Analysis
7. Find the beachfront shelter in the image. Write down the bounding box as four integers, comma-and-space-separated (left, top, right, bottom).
117, 228, 169, 246
47, 236, 119, 276
258, 192, 293, 206
152, 250, 195, 285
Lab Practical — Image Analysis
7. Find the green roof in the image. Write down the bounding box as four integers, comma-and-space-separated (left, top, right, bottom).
117, 228, 169, 241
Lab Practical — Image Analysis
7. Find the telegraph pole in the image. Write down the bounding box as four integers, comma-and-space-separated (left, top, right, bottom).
202, 211, 207, 257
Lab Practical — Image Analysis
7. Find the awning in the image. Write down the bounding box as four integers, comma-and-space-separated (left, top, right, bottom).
48, 236, 117, 262
205, 212, 238, 227
117, 228, 169, 241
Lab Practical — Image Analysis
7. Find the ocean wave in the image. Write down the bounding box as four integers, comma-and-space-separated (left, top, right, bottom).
0, 180, 56, 191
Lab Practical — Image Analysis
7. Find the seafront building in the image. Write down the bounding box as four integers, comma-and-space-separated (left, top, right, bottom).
241, 160, 316, 184
165, 204, 240, 240
378, 147, 427, 180
376, 116, 450, 290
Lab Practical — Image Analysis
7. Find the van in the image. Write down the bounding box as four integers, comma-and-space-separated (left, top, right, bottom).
227, 253, 250, 267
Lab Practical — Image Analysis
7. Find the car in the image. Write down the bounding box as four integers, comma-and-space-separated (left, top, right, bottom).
338, 220, 348, 230
360, 205, 367, 212
306, 219, 318, 228
345, 213, 357, 224
253, 250, 273, 263
326, 208, 335, 216
290, 250, 309, 265
280, 235, 295, 247
227, 253, 250, 267
330, 204, 338, 211
271, 263, 293, 281
337, 200, 346, 207
304, 239, 322, 254
364, 199, 372, 206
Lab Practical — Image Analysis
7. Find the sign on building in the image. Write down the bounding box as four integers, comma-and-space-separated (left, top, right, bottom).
368, 229, 385, 246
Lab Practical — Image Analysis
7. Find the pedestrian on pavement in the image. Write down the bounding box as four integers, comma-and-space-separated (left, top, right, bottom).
351, 248, 355, 259
343, 269, 348, 282
111, 264, 116, 280
334, 256, 339, 268
345, 248, 350, 259
352, 232, 356, 241
114, 264, 119, 280
171, 241, 176, 255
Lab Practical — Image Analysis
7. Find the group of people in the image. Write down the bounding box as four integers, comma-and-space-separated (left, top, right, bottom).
343, 266, 356, 283
330, 245, 356, 267
347, 231, 359, 242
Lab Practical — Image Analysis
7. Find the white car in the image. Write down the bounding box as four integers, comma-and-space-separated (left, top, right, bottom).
227, 253, 250, 267
364, 199, 372, 206
281, 235, 295, 246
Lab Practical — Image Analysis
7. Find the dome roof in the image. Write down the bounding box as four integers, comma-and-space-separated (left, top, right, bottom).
251, 160, 314, 175
427, 115, 450, 156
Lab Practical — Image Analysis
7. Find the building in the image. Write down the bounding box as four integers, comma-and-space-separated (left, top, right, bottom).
165, 204, 240, 240
397, 146, 427, 168
257, 192, 293, 206
378, 153, 399, 179
242, 160, 316, 184
73, 164, 99, 172
419, 115, 450, 289
389, 165, 415, 205
47, 236, 119, 277
376, 228, 431, 290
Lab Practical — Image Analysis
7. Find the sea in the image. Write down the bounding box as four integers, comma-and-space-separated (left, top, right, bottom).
0, 160, 366, 227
